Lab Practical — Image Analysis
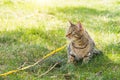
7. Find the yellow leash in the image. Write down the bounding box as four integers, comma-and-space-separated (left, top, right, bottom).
0, 44, 66, 77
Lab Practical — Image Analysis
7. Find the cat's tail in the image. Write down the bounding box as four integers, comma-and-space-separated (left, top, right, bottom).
92, 48, 102, 55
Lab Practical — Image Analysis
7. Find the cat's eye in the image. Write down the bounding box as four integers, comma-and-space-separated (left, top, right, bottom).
71, 32, 76, 35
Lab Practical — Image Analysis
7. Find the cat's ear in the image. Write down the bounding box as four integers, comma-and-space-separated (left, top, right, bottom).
69, 21, 74, 26
77, 21, 83, 30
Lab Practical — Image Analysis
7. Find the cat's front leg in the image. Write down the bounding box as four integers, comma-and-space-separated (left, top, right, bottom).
82, 52, 92, 64
82, 56, 90, 64
68, 54, 75, 63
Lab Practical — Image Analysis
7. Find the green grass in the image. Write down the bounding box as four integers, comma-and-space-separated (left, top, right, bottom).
0, 0, 120, 80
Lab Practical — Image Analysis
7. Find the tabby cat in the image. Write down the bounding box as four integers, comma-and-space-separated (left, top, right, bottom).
66, 21, 101, 64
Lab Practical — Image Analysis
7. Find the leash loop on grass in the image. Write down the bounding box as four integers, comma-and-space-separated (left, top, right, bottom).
0, 44, 67, 77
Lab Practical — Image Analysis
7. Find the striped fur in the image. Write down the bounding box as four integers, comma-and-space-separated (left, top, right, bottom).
66, 21, 101, 64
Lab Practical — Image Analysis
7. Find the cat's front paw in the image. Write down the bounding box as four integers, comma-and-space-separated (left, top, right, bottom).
82, 57, 90, 64
67, 55, 76, 64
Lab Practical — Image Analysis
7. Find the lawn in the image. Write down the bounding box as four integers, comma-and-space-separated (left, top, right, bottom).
0, 0, 120, 80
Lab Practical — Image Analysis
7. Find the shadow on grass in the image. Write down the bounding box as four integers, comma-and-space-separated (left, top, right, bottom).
55, 54, 120, 80
0, 27, 66, 63
103, 42, 120, 54
47, 6, 120, 34
0, 27, 67, 79
0, 24, 120, 80
55, 6, 120, 18
0, 21, 119, 80
56, 6, 109, 16
0, 26, 120, 77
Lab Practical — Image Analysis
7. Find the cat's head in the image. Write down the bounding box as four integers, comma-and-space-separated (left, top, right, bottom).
66, 21, 84, 40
